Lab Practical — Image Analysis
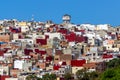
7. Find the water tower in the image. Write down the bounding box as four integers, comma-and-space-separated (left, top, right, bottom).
62, 14, 71, 24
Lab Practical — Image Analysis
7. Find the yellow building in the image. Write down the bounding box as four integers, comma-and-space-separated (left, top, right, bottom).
18, 22, 27, 26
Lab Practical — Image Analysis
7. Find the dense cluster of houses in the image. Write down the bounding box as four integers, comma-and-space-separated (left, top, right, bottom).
0, 14, 120, 80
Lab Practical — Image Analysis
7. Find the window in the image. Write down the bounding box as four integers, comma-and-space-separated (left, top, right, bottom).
60, 71, 61, 73
92, 67, 94, 69
31, 55, 33, 58
93, 53, 96, 56
55, 58, 58, 60
3, 70, 7, 75
88, 49, 90, 51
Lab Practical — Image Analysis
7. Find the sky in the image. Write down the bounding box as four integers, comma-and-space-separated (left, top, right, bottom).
0, 0, 120, 26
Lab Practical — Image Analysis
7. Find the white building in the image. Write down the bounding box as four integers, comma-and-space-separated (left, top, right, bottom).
5, 78, 18, 80
14, 60, 32, 71
96, 24, 109, 30
80, 24, 96, 30
44, 33, 62, 40
0, 66, 9, 75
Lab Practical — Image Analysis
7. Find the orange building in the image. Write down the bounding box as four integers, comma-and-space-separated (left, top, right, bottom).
0, 33, 11, 42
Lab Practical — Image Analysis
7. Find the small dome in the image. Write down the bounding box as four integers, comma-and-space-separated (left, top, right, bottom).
63, 14, 71, 17
62, 14, 71, 21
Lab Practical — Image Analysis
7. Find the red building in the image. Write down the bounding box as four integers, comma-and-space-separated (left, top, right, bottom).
75, 35, 85, 43
34, 49, 46, 55
46, 56, 53, 62
102, 54, 113, 59
0, 50, 5, 56
36, 35, 49, 45
0, 75, 10, 80
9, 27, 21, 33
58, 28, 68, 34
71, 59, 86, 67
53, 64, 61, 70
65, 32, 76, 42
24, 48, 33, 55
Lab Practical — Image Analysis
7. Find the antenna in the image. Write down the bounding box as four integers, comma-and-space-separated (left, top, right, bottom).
31, 14, 34, 21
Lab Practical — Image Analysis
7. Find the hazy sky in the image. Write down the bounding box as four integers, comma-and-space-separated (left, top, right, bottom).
0, 0, 120, 26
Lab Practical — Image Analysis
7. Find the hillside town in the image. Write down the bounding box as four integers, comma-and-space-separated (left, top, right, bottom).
0, 14, 120, 80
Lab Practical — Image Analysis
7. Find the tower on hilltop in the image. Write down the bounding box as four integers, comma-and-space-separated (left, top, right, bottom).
62, 14, 71, 24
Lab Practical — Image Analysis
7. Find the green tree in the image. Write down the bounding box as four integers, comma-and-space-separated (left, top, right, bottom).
37, 78, 43, 80
99, 66, 120, 80
26, 74, 38, 80
107, 58, 120, 68
76, 69, 99, 80
42, 73, 56, 80
64, 73, 72, 80
42, 73, 50, 80
89, 71, 98, 80
76, 69, 89, 80
100, 68, 116, 80
49, 74, 57, 80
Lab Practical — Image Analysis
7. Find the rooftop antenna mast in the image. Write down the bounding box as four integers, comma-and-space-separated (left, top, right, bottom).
31, 14, 34, 21
30, 14, 35, 31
